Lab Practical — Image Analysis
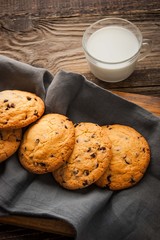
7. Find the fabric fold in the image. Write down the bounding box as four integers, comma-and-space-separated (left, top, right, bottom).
45, 70, 85, 115
0, 55, 53, 100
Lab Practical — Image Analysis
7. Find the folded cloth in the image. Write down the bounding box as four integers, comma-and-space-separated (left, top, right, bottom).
0, 55, 53, 100
0, 55, 160, 240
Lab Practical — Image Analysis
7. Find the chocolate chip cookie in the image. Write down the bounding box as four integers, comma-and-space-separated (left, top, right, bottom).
0, 128, 22, 162
0, 90, 45, 129
96, 124, 150, 190
19, 114, 75, 174
53, 122, 112, 190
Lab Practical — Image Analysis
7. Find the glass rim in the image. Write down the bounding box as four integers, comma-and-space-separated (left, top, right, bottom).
82, 17, 143, 65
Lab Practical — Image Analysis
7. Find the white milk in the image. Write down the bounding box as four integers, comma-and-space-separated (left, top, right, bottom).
86, 26, 140, 82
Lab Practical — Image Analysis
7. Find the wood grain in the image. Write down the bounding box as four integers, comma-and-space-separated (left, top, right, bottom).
0, 1, 160, 97
0, 216, 75, 237
0, 0, 160, 18
113, 91, 160, 116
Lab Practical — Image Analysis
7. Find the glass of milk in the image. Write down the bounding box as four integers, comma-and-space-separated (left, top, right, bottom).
82, 18, 151, 82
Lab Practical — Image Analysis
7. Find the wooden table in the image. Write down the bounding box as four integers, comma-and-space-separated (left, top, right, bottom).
0, 0, 160, 239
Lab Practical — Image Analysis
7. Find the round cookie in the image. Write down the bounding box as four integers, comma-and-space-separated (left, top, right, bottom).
0, 90, 45, 129
19, 114, 75, 174
53, 122, 112, 190
96, 124, 150, 190
0, 128, 22, 162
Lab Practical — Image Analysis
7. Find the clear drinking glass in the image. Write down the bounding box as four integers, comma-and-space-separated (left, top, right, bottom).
82, 18, 151, 82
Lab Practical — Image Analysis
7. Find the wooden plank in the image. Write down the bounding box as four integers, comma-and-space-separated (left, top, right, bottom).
88, 69, 160, 97
0, 15, 159, 97
0, 0, 160, 17
0, 216, 75, 237
113, 91, 160, 116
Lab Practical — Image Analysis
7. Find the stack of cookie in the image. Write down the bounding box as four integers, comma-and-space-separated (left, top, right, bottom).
53, 122, 112, 190
0, 90, 45, 163
0, 90, 151, 191
53, 123, 150, 191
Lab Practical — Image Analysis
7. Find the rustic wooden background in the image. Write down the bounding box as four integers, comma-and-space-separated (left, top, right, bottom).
0, 0, 160, 239
0, 0, 160, 97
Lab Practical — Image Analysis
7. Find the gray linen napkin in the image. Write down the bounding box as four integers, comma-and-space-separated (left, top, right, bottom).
0, 55, 160, 240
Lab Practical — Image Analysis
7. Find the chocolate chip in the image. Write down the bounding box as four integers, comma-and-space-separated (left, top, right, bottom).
16, 138, 21, 142
35, 162, 46, 167
3, 99, 8, 103
123, 155, 130, 164
34, 110, 39, 117
35, 139, 40, 143
98, 146, 106, 151
50, 154, 55, 157
34, 98, 37, 101
73, 169, 79, 175
96, 163, 99, 168
124, 158, 130, 164
0, 132, 3, 140
115, 147, 120, 151
91, 134, 95, 138
101, 147, 106, 150
10, 103, 15, 108
83, 180, 88, 186
130, 177, 136, 184
74, 123, 79, 127
5, 103, 15, 109
64, 125, 68, 129
107, 175, 111, 183
83, 170, 89, 176
87, 147, 91, 152
90, 153, 96, 158
142, 148, 146, 152
27, 96, 31, 100
39, 162, 46, 167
